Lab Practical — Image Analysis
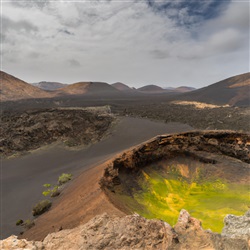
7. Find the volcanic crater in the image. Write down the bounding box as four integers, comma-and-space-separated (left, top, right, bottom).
100, 130, 250, 233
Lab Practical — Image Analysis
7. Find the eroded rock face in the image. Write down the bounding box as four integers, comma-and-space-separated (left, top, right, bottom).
1, 210, 249, 250
0, 235, 43, 249
222, 210, 250, 240
43, 213, 174, 250
173, 209, 215, 249
100, 130, 250, 191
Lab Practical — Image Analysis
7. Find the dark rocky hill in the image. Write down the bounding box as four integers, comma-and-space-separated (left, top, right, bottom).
137, 84, 167, 93
112, 82, 132, 91
56, 81, 119, 96
178, 73, 250, 106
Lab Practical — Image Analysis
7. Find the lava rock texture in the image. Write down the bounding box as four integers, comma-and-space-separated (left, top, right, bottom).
0, 107, 114, 157
100, 130, 250, 191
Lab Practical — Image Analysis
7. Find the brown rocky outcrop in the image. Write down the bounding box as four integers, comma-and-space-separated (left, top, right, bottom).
222, 210, 250, 241
100, 130, 250, 191
1, 210, 249, 249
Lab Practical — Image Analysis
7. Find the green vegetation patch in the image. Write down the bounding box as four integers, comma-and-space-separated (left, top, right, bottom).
23, 219, 35, 229
58, 173, 72, 185
42, 185, 60, 197
16, 219, 23, 226
32, 200, 52, 216
122, 165, 249, 233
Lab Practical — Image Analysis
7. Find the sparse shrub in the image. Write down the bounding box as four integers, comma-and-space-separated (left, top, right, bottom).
23, 219, 35, 229
42, 184, 60, 197
16, 219, 23, 226
50, 186, 60, 197
58, 173, 72, 185
42, 190, 51, 196
32, 200, 52, 216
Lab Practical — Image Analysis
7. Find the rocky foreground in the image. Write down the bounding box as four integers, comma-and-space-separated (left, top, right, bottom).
1, 209, 249, 250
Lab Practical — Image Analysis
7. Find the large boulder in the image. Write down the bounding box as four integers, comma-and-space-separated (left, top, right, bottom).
222, 210, 250, 240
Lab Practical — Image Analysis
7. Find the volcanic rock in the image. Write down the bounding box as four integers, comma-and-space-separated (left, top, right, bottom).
222, 210, 250, 241
100, 130, 250, 191
1, 210, 250, 249
0, 107, 114, 157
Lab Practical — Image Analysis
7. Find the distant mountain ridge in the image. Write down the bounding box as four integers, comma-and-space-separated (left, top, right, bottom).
1, 71, 249, 106
32, 81, 67, 91
137, 85, 166, 93
174, 86, 196, 93
56, 81, 119, 96
137, 85, 195, 93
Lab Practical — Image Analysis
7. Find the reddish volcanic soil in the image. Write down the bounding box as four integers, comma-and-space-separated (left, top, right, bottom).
21, 159, 125, 241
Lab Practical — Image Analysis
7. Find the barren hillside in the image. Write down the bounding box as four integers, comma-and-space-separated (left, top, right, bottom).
178, 73, 250, 106
0, 71, 53, 101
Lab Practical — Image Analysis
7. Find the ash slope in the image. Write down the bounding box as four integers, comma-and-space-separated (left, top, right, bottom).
178, 72, 250, 106
0, 71, 53, 101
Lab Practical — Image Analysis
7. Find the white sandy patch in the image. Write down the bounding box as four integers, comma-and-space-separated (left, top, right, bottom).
172, 101, 229, 109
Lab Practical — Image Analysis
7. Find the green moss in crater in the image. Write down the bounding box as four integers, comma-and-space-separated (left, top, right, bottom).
129, 167, 250, 233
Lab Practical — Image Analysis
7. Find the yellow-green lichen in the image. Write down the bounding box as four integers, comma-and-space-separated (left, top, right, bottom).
129, 167, 250, 233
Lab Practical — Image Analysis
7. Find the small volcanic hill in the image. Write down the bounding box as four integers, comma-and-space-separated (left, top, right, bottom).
0, 71, 52, 101
32, 81, 67, 91
178, 73, 250, 106
174, 86, 196, 93
56, 81, 119, 96
164, 86, 196, 93
137, 84, 166, 93
111, 82, 132, 91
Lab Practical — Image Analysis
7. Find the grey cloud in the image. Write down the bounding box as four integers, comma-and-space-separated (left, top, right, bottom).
209, 2, 249, 31
58, 29, 74, 36
68, 59, 81, 68
2, 0, 248, 89
0, 33, 7, 43
2, 16, 38, 34
28, 52, 41, 59
10, 0, 50, 9
150, 50, 169, 59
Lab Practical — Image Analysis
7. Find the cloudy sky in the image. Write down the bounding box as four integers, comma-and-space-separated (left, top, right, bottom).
1, 0, 249, 88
